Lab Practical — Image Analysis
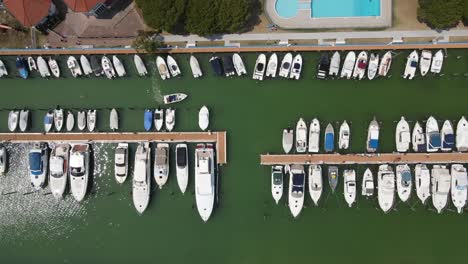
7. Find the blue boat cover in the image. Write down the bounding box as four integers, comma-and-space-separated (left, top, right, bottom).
417, 144, 426, 152
325, 133, 334, 151
44, 115, 53, 124
369, 139, 379, 149
144, 110, 153, 131
429, 133, 441, 149
29, 152, 42, 175
292, 173, 304, 192
443, 134, 455, 148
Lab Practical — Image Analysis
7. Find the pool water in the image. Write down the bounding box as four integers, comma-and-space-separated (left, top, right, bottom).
275, 0, 380, 18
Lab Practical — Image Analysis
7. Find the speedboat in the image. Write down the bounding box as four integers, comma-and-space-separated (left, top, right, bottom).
412, 121, 426, 152
90, 55, 102, 77
430, 49, 443, 74
328, 51, 340, 77
77, 111, 86, 131
378, 51, 392, 77
165, 108, 175, 131
67, 56, 82, 78
279, 53, 293, 78
431, 165, 451, 213
16, 57, 28, 79
80, 55, 93, 76
112, 55, 126, 77
19, 109, 29, 132
395, 116, 411, 152
29, 143, 48, 190
114, 143, 128, 184
27, 57, 37, 71
396, 164, 412, 202
352, 51, 368, 80
328, 166, 339, 193
366, 118, 379, 153
415, 164, 431, 204
0, 145, 7, 176
163, 93, 187, 104
101, 55, 116, 79
317, 53, 330, 79
271, 165, 284, 204
54, 108, 64, 132
451, 164, 467, 214
419, 50, 432, 76
209, 56, 223, 76
456, 116, 468, 151
195, 143, 216, 222
426, 116, 441, 152
340, 51, 356, 79
343, 169, 356, 207
308, 118, 320, 153
66, 111, 74, 131
143, 109, 153, 131
189, 55, 202, 78
289, 54, 302, 80
154, 108, 164, 131
222, 55, 235, 77
324, 123, 335, 152
156, 56, 171, 79
0, 59, 8, 78
48, 57, 60, 78
367, 53, 379, 80
361, 168, 374, 197
440, 120, 454, 151
69, 144, 90, 202
133, 142, 151, 214
37, 56, 50, 78
49, 144, 70, 199
295, 118, 308, 153
199, 106, 209, 131
308, 165, 322, 206
176, 144, 189, 194
109, 108, 119, 131
167, 55, 181, 77
87, 109, 97, 132
282, 128, 294, 154
252, 53, 266, 80
44, 111, 54, 133
338, 120, 350, 150
134, 54, 148, 77
288, 164, 305, 218
265, 53, 278, 78
8, 110, 19, 132
232, 53, 246, 76
378, 164, 395, 213
403, 50, 418, 79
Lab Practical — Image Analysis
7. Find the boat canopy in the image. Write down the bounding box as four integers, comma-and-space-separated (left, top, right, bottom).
325, 133, 334, 151
144, 111, 152, 130
273, 172, 282, 185
410, 61, 417, 67
29, 152, 42, 174
429, 133, 441, 149
292, 173, 304, 192
443, 134, 455, 148
369, 139, 379, 149
402, 171, 412, 182
176, 147, 187, 167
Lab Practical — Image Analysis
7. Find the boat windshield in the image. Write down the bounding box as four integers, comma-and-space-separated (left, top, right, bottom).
292, 173, 304, 191
429, 133, 441, 148
283, 62, 290, 69
176, 148, 187, 167
293, 63, 300, 70
256, 63, 264, 72
71, 166, 85, 177
273, 172, 282, 185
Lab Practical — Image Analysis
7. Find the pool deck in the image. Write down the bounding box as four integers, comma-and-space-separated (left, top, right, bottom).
265, 0, 392, 29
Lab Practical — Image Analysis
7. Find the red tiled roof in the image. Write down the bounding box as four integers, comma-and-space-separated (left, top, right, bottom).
4, 0, 52, 27
63, 0, 106, 12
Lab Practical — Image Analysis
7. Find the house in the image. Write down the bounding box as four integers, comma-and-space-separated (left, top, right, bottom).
3, 0, 62, 32
63, 0, 121, 18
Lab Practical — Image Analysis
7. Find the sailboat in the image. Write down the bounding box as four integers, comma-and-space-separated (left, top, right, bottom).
451, 164, 467, 214
67, 56, 82, 78
112, 55, 126, 77
28, 142, 48, 190
156, 56, 171, 80
340, 51, 356, 79
378, 164, 395, 213
48, 57, 60, 78
265, 53, 278, 78
176, 144, 189, 194
133, 142, 151, 214
367, 53, 379, 80
316, 53, 330, 79
114, 143, 128, 184
431, 165, 451, 213
190, 55, 203, 78
419, 50, 432, 76
396, 164, 412, 202
426, 116, 441, 152
154, 143, 169, 189
167, 55, 181, 77
430, 49, 444, 74
232, 53, 247, 76
289, 54, 302, 80
279, 53, 293, 78
49, 144, 70, 199
271, 165, 284, 204
69, 144, 90, 202
195, 143, 216, 222
288, 164, 305, 218
395, 116, 411, 152
134, 54, 148, 76
80, 55, 93, 76
412, 121, 426, 152
456, 116, 468, 151
352, 51, 368, 80
415, 164, 431, 204
440, 120, 454, 151
324, 123, 335, 152
343, 169, 356, 207
308, 165, 322, 206
361, 168, 374, 196
252, 54, 266, 80
295, 118, 308, 153
328, 51, 340, 77
403, 50, 418, 79
308, 118, 320, 153
338, 120, 350, 150
282, 128, 294, 154
378, 51, 392, 77
366, 118, 379, 153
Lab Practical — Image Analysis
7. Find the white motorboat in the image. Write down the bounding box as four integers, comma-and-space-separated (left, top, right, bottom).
154, 143, 169, 188
396, 164, 412, 202
288, 164, 305, 218
352, 51, 367, 80
378, 51, 392, 77
378, 164, 395, 213
279, 53, 293, 78
156, 56, 171, 80
282, 128, 294, 154
271, 165, 284, 204
69, 144, 90, 202
154, 108, 164, 131
289, 54, 302, 80
190, 55, 202, 78
80, 55, 93, 76
265, 53, 278, 78
451, 164, 467, 214
67, 56, 82, 78
44, 111, 54, 133
361, 168, 374, 196
195, 143, 216, 222
308, 118, 320, 153
198, 106, 209, 131
109, 108, 119, 131
27, 57, 37, 71
403, 50, 418, 79
412, 121, 426, 152
37, 56, 51, 78
232, 53, 247, 76
101, 56, 116, 79
0, 59, 8, 77
419, 50, 432, 76
114, 143, 128, 184
338, 120, 350, 150
367, 53, 379, 80
48, 57, 60, 78
328, 51, 341, 77
366, 118, 379, 153
49, 144, 70, 199
163, 93, 187, 105
77, 111, 86, 131
431, 165, 451, 213
176, 144, 189, 194
28, 142, 48, 190
133, 142, 151, 214
252, 54, 266, 80
53, 108, 64, 132
87, 109, 97, 132
167, 55, 181, 77
8, 110, 19, 132
340, 51, 356, 79
0, 145, 7, 176
165, 108, 175, 132
308, 165, 322, 206
440, 120, 454, 151
456, 116, 468, 151
395, 116, 411, 152
343, 169, 356, 207
415, 164, 431, 204
112, 55, 126, 77
430, 49, 444, 74
19, 109, 29, 132
134, 54, 148, 77
295, 118, 308, 153
426, 116, 441, 152
66, 111, 74, 131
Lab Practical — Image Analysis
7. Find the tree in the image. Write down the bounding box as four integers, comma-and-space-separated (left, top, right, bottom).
417, 0, 464, 29
185, 0, 219, 36
135, 0, 186, 33
133, 31, 164, 54
217, 0, 252, 33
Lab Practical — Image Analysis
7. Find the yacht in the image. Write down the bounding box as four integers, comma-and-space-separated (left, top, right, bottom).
198, 106, 209, 131
154, 108, 164, 131
101, 56, 116, 79
378, 51, 392, 77
134, 54, 148, 77
163, 93, 187, 104
412, 121, 426, 152
189, 55, 202, 78
366, 118, 379, 153
308, 165, 322, 206
252, 54, 266, 80
77, 111, 86, 131
87, 109, 97, 132
324, 123, 335, 152
16, 57, 28, 79
282, 128, 294, 154
66, 111, 74, 131
69, 144, 90, 202
396, 164, 412, 202
37, 56, 50, 78
361, 168, 374, 197
195, 143, 216, 222
289, 54, 302, 80
328, 166, 339, 193
395, 116, 411, 152
265, 53, 278, 78
308, 118, 320, 153
154, 143, 169, 188
0, 145, 7, 175
288, 164, 305, 218
415, 164, 431, 204
48, 57, 60, 78
209, 56, 224, 76
80, 55, 93, 76
222, 55, 235, 77
176, 144, 189, 194
29, 143, 48, 190
114, 143, 128, 184
431, 165, 451, 214
133, 142, 151, 214
340, 51, 356, 79
67, 56, 82, 78
451, 164, 467, 214
328, 51, 340, 77
112, 55, 126, 77
352, 51, 368, 80
403, 50, 418, 79
165, 108, 175, 131
109, 108, 119, 131
430, 49, 443, 74
49, 144, 70, 199
8, 110, 19, 132
156, 56, 171, 80
456, 116, 468, 151
143, 109, 152, 132
232, 53, 247, 76
43, 111, 54, 133
295, 118, 308, 153
419, 50, 432, 76
278, 53, 293, 78
378, 165, 395, 213
338, 120, 350, 150
426, 116, 441, 152
316, 53, 330, 79
54, 108, 64, 132
343, 169, 356, 207
90, 55, 102, 77
167, 55, 181, 77
271, 165, 284, 204
27, 56, 37, 71
19, 109, 29, 132
440, 120, 454, 151
367, 53, 379, 80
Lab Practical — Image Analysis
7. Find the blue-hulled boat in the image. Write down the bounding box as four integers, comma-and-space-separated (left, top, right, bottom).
144, 109, 153, 131
324, 123, 334, 152
16, 57, 28, 79
426, 116, 441, 152
209, 56, 223, 76
441, 120, 454, 151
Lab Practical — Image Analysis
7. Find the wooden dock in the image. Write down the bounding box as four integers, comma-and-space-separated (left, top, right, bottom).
0, 132, 227, 165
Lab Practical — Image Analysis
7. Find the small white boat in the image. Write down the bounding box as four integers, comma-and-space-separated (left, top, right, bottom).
112, 55, 126, 77
426, 116, 441, 152
451, 164, 467, 214
378, 164, 395, 213
378, 51, 392, 77
165, 108, 175, 131
340, 51, 356, 79
430, 49, 444, 74
43, 111, 54, 133
419, 50, 432, 76
232, 53, 247, 76
109, 108, 119, 131
37, 56, 51, 78
289, 54, 302, 80
361, 168, 374, 197
29, 142, 48, 190
101, 56, 116, 79
156, 56, 171, 80
66, 111, 74, 131
163, 93, 187, 105
80, 55, 93, 76
395, 116, 411, 152
195, 143, 216, 222
0, 60, 8, 77
265, 53, 278, 78
167, 55, 181, 77
415, 164, 431, 204
456, 116, 468, 151
352, 51, 367, 80
49, 144, 70, 199
343, 169, 357, 207
287, 164, 305, 218
133, 142, 151, 214
282, 128, 294, 154
403, 50, 418, 79
431, 165, 451, 213
279, 53, 293, 78
67, 56, 82, 78
19, 109, 29, 132
114, 143, 128, 184
366, 118, 379, 153
367, 53, 379, 80
77, 111, 86, 131
271, 165, 284, 204
154, 108, 164, 131
8, 110, 19, 132
189, 55, 202, 78
198, 106, 209, 131
134, 54, 148, 77
412, 121, 426, 152
440, 120, 454, 151
48, 57, 60, 78
328, 51, 341, 77
53, 108, 64, 132
69, 144, 90, 202
0, 145, 7, 176
308, 118, 320, 153
308, 165, 322, 206
176, 144, 189, 194
87, 109, 97, 132
27, 57, 37, 71
338, 120, 350, 150
295, 118, 308, 153
252, 54, 266, 80
396, 164, 412, 202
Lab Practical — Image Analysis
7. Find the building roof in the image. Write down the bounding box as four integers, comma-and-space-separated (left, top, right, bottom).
4, 0, 51, 27
63, 0, 105, 12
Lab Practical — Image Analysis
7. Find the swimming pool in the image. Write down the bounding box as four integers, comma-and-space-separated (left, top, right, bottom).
275, 0, 381, 19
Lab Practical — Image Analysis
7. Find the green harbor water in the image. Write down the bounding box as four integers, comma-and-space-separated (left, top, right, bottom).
0, 50, 468, 263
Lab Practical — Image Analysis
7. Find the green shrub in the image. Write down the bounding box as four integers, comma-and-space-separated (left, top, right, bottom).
417, 0, 463, 29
